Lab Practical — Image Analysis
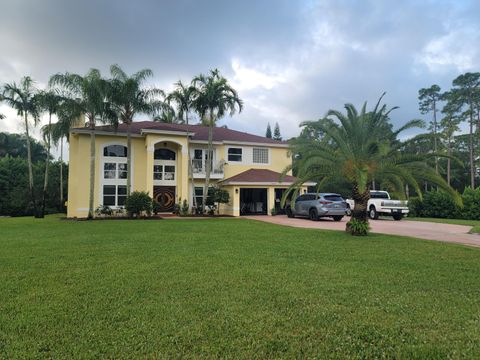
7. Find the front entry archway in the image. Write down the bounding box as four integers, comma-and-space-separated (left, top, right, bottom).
154, 186, 176, 212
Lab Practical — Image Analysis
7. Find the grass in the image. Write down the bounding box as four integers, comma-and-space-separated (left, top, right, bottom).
1, 215, 480, 358
407, 217, 480, 234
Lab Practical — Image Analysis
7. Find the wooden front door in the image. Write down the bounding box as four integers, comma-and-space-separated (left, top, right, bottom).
153, 186, 176, 212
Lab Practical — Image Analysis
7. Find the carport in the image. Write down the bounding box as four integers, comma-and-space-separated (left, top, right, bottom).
218, 169, 315, 217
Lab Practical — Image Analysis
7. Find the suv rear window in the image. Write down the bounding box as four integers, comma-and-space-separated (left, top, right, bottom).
323, 195, 344, 202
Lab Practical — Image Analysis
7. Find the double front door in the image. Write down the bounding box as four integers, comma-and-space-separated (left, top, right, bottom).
153, 186, 176, 212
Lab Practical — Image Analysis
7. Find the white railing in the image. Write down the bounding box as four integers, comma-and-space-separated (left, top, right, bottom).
191, 159, 224, 175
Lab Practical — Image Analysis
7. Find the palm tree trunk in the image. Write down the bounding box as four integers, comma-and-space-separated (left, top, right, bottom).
88, 126, 96, 219
346, 183, 370, 235
433, 101, 439, 174
24, 113, 38, 217
203, 112, 214, 213
60, 137, 64, 211
469, 100, 475, 188
126, 121, 132, 196
40, 112, 53, 218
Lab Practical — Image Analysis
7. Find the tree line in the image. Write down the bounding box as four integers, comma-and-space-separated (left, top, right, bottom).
1, 66, 242, 218
418, 72, 480, 191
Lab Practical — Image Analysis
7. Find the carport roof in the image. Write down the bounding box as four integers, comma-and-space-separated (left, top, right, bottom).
220, 169, 315, 186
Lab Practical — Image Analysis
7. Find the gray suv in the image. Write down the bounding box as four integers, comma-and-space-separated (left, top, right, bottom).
286, 193, 347, 221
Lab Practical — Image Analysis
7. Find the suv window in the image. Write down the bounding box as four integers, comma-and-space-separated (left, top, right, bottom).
296, 195, 307, 202
323, 195, 344, 202
370, 191, 389, 199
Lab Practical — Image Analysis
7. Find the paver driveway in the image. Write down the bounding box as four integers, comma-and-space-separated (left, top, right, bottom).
245, 215, 480, 248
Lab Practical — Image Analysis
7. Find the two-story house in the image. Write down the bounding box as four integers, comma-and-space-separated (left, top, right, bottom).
67, 121, 310, 217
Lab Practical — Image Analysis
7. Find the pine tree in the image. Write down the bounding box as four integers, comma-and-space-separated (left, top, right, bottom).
265, 123, 272, 138
273, 122, 282, 140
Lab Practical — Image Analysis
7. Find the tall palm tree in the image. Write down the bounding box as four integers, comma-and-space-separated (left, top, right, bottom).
41, 99, 76, 211
2, 76, 41, 217
50, 69, 113, 219
36, 89, 63, 217
109, 64, 166, 196
285, 96, 460, 235
167, 80, 196, 208
191, 69, 243, 212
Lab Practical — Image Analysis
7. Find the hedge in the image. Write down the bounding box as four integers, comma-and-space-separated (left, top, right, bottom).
408, 187, 480, 220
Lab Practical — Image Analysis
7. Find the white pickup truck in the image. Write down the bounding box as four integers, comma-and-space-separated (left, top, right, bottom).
346, 191, 409, 221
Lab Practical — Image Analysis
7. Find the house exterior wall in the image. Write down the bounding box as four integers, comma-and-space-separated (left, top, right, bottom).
67, 131, 293, 218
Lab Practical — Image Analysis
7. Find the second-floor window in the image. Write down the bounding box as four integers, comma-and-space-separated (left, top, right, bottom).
228, 147, 242, 162
253, 148, 269, 164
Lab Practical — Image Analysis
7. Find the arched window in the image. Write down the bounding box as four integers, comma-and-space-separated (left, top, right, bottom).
103, 145, 127, 157
154, 148, 176, 160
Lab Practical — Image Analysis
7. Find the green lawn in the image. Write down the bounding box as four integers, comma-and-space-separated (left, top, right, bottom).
407, 217, 480, 234
1, 216, 480, 358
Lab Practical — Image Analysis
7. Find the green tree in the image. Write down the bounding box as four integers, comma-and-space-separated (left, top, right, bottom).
0, 132, 48, 161
192, 69, 242, 212
265, 123, 272, 138
50, 69, 113, 219
1, 76, 41, 217
36, 89, 64, 217
109, 64, 166, 196
273, 122, 282, 140
451, 72, 480, 188
286, 96, 460, 235
418, 84, 442, 174
166, 80, 197, 208
440, 92, 463, 186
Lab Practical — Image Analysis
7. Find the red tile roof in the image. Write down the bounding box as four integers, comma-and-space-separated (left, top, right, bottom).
220, 169, 298, 185
74, 121, 287, 145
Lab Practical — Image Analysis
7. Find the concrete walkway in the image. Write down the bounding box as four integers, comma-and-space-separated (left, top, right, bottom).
244, 215, 480, 248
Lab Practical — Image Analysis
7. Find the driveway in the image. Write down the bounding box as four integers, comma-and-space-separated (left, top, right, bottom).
244, 215, 480, 248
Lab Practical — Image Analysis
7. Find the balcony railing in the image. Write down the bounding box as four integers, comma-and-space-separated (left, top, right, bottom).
192, 159, 224, 177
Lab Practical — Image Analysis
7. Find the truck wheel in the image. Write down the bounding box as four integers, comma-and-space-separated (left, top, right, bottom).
286, 207, 294, 218
309, 208, 319, 221
393, 213, 403, 221
333, 215, 343, 222
369, 206, 379, 220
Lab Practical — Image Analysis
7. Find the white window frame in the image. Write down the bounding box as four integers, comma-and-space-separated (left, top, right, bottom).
227, 147, 243, 163
252, 147, 269, 164
153, 160, 176, 185
100, 143, 131, 208
191, 148, 215, 173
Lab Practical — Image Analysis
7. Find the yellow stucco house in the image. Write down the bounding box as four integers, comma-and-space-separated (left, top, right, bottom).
67, 121, 308, 217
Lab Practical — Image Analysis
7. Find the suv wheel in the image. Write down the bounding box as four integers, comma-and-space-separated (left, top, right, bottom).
369, 206, 379, 220
286, 207, 294, 218
309, 208, 319, 221
332, 215, 343, 222
345, 205, 352, 216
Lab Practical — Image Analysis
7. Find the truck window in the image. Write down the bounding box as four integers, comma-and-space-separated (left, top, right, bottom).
370, 191, 389, 199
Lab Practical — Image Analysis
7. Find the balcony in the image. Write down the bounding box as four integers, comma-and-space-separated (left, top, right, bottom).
192, 159, 224, 179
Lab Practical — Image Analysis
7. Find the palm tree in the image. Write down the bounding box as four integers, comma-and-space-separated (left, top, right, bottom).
109, 64, 167, 196
167, 80, 196, 208
285, 95, 460, 235
36, 89, 64, 217
49, 69, 113, 219
2, 76, 41, 217
191, 69, 243, 212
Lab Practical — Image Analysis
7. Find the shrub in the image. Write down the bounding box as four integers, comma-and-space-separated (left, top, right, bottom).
421, 191, 458, 218
346, 218, 370, 236
180, 199, 189, 216
460, 187, 480, 220
152, 200, 162, 215
125, 191, 152, 217
206, 187, 230, 215
95, 205, 113, 217
407, 197, 423, 217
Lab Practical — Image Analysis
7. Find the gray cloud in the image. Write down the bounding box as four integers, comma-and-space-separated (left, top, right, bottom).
1, 0, 479, 148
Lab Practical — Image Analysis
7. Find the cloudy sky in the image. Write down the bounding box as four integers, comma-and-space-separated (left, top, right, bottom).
1, 0, 479, 156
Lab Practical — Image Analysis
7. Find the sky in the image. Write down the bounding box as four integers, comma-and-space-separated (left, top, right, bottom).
1, 0, 479, 158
